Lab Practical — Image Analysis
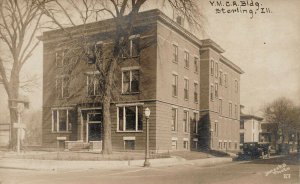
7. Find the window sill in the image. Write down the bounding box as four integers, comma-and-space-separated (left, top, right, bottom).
172, 95, 178, 98
51, 131, 72, 134
184, 67, 189, 70
121, 55, 140, 59
87, 95, 101, 98
172, 60, 178, 64
57, 97, 70, 100
116, 130, 143, 133
121, 92, 140, 95
184, 98, 189, 101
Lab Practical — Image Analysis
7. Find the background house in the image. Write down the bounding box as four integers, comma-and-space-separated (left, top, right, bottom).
239, 114, 263, 148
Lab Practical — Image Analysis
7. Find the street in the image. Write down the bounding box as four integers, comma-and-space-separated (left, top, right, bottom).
1, 155, 299, 184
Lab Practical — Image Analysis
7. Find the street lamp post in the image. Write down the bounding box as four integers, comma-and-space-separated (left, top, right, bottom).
9, 98, 29, 153
144, 107, 151, 167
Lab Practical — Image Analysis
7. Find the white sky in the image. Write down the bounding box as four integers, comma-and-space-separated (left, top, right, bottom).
0, 0, 299, 116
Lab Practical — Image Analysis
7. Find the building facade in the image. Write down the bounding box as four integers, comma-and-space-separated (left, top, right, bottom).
239, 114, 263, 147
199, 40, 244, 151
41, 9, 243, 152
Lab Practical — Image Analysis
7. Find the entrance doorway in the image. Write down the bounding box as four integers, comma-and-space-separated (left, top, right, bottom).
87, 112, 102, 142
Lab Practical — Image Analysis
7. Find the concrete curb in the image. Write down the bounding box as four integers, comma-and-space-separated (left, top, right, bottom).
0, 157, 232, 171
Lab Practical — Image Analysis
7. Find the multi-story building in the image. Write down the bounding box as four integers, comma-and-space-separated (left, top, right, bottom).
239, 114, 263, 147
198, 40, 244, 151
41, 9, 243, 152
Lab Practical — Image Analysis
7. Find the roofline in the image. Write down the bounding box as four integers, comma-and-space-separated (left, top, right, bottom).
201, 39, 225, 53
39, 9, 202, 47
200, 39, 244, 74
241, 114, 263, 121
220, 55, 244, 74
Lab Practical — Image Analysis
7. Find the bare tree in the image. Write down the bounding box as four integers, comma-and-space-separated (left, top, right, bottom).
263, 97, 299, 152
39, 0, 203, 154
0, 0, 47, 149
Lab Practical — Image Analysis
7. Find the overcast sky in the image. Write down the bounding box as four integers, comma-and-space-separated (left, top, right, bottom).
0, 0, 299, 117
199, 0, 300, 114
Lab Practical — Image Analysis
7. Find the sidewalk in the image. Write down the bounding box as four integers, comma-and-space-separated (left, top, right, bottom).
0, 150, 233, 171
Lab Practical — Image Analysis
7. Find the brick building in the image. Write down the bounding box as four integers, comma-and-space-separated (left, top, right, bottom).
41, 9, 243, 152
198, 39, 244, 151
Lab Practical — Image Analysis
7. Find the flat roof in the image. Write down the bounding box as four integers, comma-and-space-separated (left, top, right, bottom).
241, 114, 263, 121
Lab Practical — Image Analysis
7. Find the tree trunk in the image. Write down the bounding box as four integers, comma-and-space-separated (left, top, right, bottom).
102, 92, 112, 154
101, 59, 117, 154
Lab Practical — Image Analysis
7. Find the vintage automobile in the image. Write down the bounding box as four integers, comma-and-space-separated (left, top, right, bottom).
240, 142, 271, 159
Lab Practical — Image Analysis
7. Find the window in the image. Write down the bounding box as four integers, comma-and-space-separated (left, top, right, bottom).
192, 140, 198, 150
235, 80, 239, 93
94, 41, 103, 60
175, 14, 184, 26
124, 140, 135, 150
117, 105, 143, 132
122, 69, 139, 93
214, 122, 218, 136
194, 82, 198, 103
184, 51, 189, 68
229, 142, 231, 149
219, 71, 223, 85
173, 44, 178, 63
129, 35, 140, 57
56, 75, 70, 98
235, 143, 238, 149
210, 84, 214, 101
183, 141, 189, 150
56, 51, 64, 68
194, 57, 199, 73
235, 104, 238, 118
183, 110, 189, 133
171, 140, 177, 150
210, 60, 214, 76
215, 82, 218, 98
171, 108, 178, 131
87, 73, 100, 96
229, 103, 232, 117
240, 133, 244, 143
120, 35, 140, 58
219, 99, 222, 114
240, 120, 244, 129
215, 63, 219, 78
52, 109, 73, 132
172, 74, 178, 97
224, 73, 228, 87
193, 112, 199, 134
219, 141, 222, 149
184, 78, 189, 100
